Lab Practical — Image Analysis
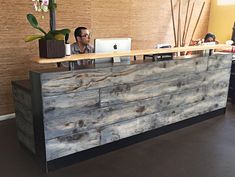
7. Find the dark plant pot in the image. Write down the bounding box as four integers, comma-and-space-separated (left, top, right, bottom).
39, 39, 65, 58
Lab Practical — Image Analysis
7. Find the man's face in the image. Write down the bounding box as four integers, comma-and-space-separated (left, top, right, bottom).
78, 29, 91, 45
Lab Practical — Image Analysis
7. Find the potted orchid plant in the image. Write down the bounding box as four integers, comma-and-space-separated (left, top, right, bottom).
25, 0, 70, 58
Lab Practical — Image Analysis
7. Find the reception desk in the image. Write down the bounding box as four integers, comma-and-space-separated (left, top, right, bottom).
12, 46, 232, 172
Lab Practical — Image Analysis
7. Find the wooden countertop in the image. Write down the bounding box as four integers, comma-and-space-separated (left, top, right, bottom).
32, 44, 231, 64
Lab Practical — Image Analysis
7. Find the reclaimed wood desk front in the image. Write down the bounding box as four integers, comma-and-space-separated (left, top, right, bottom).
12, 46, 232, 172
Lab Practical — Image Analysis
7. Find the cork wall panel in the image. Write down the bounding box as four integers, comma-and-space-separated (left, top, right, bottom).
91, 0, 131, 39
56, 0, 92, 43
0, 0, 211, 115
0, 1, 33, 115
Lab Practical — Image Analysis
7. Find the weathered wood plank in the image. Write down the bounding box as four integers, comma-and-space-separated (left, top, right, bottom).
14, 100, 35, 154
12, 84, 35, 154
15, 113, 34, 138
41, 56, 208, 97
30, 54, 233, 162
44, 71, 230, 141
14, 101, 33, 124
43, 68, 230, 140
17, 129, 35, 154
41, 68, 230, 124
45, 95, 226, 161
12, 85, 31, 109
100, 96, 226, 145
42, 71, 206, 121
46, 129, 100, 161
43, 89, 99, 119
100, 69, 231, 106
207, 54, 232, 71
44, 86, 207, 140
40, 54, 231, 97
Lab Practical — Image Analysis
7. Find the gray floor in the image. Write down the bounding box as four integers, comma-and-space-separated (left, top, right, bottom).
1, 103, 235, 177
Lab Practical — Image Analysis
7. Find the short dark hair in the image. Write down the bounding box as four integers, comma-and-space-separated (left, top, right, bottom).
74, 27, 87, 41
204, 33, 216, 42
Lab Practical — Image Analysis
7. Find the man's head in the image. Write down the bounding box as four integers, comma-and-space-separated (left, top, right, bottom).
74, 27, 91, 45
204, 33, 216, 42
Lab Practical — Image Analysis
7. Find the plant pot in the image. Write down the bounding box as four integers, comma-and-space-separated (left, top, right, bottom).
39, 39, 65, 58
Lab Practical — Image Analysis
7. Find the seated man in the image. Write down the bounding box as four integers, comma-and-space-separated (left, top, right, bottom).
71, 26, 94, 65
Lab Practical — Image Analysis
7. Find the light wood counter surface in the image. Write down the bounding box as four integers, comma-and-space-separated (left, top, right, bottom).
31, 44, 231, 64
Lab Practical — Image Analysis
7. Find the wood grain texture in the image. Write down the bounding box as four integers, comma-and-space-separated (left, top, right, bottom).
44, 86, 207, 140
12, 86, 32, 109
100, 69, 230, 106
40, 56, 208, 97
17, 129, 35, 154
2, 0, 211, 115
32, 54, 232, 161
40, 54, 231, 97
43, 68, 230, 141
43, 89, 100, 119
14, 101, 33, 124
45, 95, 226, 161
12, 84, 35, 154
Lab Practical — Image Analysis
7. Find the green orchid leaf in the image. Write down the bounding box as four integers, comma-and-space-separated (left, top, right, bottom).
37, 26, 47, 35
25, 35, 44, 42
26, 14, 39, 29
26, 14, 47, 35
57, 29, 71, 35
54, 34, 65, 40
45, 29, 70, 40
25, 12, 71, 42
50, 29, 71, 36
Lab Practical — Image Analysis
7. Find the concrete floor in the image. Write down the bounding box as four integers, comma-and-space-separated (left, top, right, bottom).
1, 103, 235, 177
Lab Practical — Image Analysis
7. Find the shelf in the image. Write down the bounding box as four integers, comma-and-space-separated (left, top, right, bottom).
32, 44, 231, 64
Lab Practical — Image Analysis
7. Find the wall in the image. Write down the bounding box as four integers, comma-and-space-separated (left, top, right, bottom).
0, 0, 211, 116
208, 0, 235, 43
